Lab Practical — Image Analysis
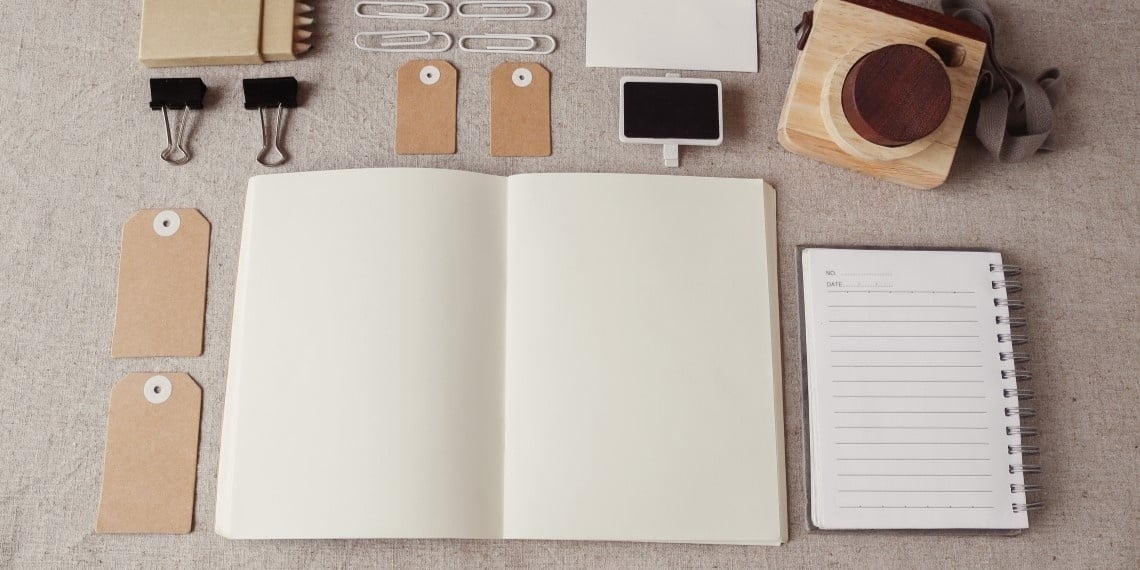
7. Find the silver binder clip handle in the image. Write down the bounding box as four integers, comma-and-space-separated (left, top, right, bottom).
159, 106, 192, 165
256, 105, 289, 168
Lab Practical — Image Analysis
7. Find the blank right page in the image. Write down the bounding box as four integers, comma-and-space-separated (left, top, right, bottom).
501, 173, 785, 545
801, 248, 1028, 530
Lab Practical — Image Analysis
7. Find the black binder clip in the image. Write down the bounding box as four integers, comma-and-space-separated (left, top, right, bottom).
243, 77, 299, 167
149, 78, 207, 165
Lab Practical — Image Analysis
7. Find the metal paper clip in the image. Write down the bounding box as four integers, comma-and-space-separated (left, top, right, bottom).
243, 77, 299, 168
457, 33, 556, 55
354, 31, 454, 52
457, 1, 553, 21
148, 78, 207, 165
355, 1, 451, 19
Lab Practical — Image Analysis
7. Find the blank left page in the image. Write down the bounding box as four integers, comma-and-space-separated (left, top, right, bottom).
217, 169, 507, 539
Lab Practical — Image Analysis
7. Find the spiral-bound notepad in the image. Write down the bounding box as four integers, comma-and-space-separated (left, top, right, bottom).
798, 247, 1041, 531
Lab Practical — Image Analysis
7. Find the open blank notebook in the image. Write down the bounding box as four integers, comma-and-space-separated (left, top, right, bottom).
799, 247, 1040, 532
216, 169, 787, 544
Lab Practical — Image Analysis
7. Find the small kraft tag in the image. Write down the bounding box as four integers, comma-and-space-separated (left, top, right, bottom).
112, 209, 210, 358
396, 59, 459, 155
96, 373, 202, 534
490, 62, 551, 157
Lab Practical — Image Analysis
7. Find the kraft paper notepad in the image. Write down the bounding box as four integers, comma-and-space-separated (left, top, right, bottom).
216, 169, 787, 544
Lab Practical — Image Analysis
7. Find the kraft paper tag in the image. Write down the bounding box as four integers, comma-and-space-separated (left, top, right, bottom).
96, 373, 202, 534
396, 60, 458, 154
490, 62, 551, 157
112, 209, 210, 358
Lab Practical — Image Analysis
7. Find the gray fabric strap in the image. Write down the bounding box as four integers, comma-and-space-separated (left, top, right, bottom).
942, 0, 1062, 162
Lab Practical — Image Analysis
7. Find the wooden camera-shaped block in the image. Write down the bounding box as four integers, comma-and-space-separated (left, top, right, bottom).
778, 0, 987, 189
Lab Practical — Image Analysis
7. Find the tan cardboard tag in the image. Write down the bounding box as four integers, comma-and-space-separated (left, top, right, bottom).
490, 62, 551, 157
396, 60, 458, 155
96, 373, 202, 534
112, 209, 210, 358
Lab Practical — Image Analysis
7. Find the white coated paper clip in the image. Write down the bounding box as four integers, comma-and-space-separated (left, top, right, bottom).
355, 1, 451, 20
354, 31, 454, 52
458, 33, 556, 55
457, 1, 553, 21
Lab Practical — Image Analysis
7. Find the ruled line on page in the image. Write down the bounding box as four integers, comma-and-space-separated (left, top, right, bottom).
837, 473, 992, 477
832, 395, 987, 399
832, 380, 985, 383
837, 458, 991, 461
834, 411, 988, 414
839, 506, 996, 509
830, 335, 981, 338
832, 365, 984, 368
834, 426, 990, 430
828, 305, 978, 309
838, 490, 995, 493
829, 346, 980, 351
835, 442, 991, 445
829, 321, 980, 326
826, 290, 976, 294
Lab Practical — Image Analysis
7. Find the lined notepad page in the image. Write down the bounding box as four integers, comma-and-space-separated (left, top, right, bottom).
802, 248, 1028, 530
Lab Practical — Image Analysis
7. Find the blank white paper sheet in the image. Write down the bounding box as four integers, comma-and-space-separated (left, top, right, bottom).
586, 0, 759, 73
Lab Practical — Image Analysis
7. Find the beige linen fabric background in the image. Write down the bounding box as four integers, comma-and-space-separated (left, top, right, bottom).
1, 0, 1137, 567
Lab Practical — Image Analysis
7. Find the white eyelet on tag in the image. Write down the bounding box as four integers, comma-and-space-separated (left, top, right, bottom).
420, 65, 442, 85
153, 210, 181, 237
512, 68, 533, 88
143, 375, 173, 404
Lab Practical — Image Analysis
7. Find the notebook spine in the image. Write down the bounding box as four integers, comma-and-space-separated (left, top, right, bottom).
991, 263, 1043, 514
